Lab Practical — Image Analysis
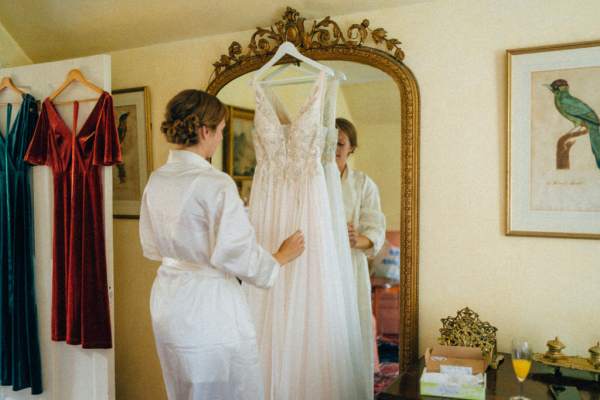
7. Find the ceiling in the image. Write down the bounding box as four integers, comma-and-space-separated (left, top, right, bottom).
0, 0, 426, 63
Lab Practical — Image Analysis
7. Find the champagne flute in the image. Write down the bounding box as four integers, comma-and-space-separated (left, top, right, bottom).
510, 338, 532, 400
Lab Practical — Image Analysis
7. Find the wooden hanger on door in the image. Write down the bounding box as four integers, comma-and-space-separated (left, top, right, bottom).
0, 76, 27, 106
49, 69, 104, 104
0, 76, 25, 95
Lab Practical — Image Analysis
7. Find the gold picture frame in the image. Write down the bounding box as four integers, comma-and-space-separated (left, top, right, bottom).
112, 86, 153, 218
506, 40, 600, 239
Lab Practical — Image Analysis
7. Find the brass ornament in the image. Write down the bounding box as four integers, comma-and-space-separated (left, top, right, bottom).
532, 338, 600, 374
210, 6, 405, 79
438, 307, 501, 369
544, 337, 566, 361
589, 342, 600, 369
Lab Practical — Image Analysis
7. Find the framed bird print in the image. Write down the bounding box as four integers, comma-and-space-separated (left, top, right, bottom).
112, 87, 153, 218
507, 40, 600, 239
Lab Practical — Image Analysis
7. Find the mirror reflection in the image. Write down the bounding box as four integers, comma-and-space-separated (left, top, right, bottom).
217, 59, 402, 394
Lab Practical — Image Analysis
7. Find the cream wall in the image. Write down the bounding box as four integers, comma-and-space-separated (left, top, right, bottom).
362, 0, 600, 356
0, 21, 31, 67
109, 1, 600, 398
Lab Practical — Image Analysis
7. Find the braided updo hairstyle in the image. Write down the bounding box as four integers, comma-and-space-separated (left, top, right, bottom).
160, 89, 227, 146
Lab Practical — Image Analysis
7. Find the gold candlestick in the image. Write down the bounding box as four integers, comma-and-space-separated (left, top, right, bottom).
545, 337, 566, 361
589, 342, 600, 369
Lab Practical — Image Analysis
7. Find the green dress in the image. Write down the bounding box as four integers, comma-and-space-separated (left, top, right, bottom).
0, 93, 42, 394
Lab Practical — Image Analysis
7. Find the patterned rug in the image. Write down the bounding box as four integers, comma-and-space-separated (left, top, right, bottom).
374, 362, 400, 395
374, 335, 400, 395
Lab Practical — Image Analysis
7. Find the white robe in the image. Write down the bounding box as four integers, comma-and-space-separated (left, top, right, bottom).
341, 166, 386, 371
139, 149, 279, 400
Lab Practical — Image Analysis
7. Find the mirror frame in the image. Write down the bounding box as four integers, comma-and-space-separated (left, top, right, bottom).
206, 7, 420, 372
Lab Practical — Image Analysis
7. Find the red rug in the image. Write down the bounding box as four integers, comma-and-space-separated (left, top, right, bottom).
374, 362, 399, 395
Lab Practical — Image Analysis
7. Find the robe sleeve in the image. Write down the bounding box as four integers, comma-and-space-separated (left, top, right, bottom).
24, 102, 50, 166
210, 180, 280, 288
358, 174, 386, 258
93, 94, 123, 166
139, 185, 162, 262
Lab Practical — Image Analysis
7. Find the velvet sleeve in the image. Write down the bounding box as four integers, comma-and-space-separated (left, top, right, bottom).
24, 102, 50, 166
93, 94, 123, 166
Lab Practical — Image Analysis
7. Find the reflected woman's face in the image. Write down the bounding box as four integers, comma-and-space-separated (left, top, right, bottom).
336, 130, 354, 166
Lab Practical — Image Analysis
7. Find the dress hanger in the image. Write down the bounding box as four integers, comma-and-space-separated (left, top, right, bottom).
49, 69, 104, 104
0, 77, 27, 105
264, 61, 347, 82
252, 41, 336, 87
0, 77, 25, 95
263, 62, 319, 82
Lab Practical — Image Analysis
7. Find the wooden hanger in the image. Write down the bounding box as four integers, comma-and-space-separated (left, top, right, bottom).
48, 69, 104, 102
0, 76, 25, 95
0, 76, 26, 106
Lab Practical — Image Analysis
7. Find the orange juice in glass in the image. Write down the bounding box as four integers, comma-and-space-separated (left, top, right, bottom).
510, 339, 532, 400
512, 358, 532, 381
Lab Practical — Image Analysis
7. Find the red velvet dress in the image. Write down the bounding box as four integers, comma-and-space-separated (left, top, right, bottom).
24, 92, 121, 348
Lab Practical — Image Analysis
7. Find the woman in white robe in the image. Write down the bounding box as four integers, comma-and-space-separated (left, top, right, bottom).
335, 118, 386, 376
139, 90, 304, 400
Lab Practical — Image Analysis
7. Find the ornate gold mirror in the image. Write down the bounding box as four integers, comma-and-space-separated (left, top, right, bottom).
206, 7, 420, 375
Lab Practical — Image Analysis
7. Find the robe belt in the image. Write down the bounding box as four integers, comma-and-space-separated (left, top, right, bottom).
160, 257, 226, 278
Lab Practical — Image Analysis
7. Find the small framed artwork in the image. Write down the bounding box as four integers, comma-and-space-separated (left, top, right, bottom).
506, 40, 600, 239
223, 105, 255, 203
223, 105, 256, 178
112, 87, 153, 218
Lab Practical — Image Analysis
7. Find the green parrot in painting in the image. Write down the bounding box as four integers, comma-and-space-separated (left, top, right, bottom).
116, 112, 130, 183
545, 79, 600, 168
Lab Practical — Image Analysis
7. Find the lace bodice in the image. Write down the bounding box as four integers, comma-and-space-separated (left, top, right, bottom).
253, 71, 327, 179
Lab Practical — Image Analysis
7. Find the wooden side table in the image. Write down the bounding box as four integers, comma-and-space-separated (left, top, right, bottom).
377, 354, 600, 399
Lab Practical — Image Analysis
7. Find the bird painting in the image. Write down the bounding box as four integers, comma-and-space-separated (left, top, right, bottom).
116, 112, 130, 183
545, 79, 600, 170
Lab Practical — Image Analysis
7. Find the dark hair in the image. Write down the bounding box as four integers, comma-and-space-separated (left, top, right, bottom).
335, 117, 358, 149
160, 89, 228, 146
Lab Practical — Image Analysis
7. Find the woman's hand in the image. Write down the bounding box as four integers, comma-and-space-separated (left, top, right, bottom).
348, 223, 373, 250
274, 230, 305, 266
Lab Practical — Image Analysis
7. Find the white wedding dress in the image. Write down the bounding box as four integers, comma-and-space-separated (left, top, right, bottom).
244, 71, 368, 400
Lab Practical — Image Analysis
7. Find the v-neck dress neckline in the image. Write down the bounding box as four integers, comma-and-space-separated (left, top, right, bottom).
254, 71, 326, 128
